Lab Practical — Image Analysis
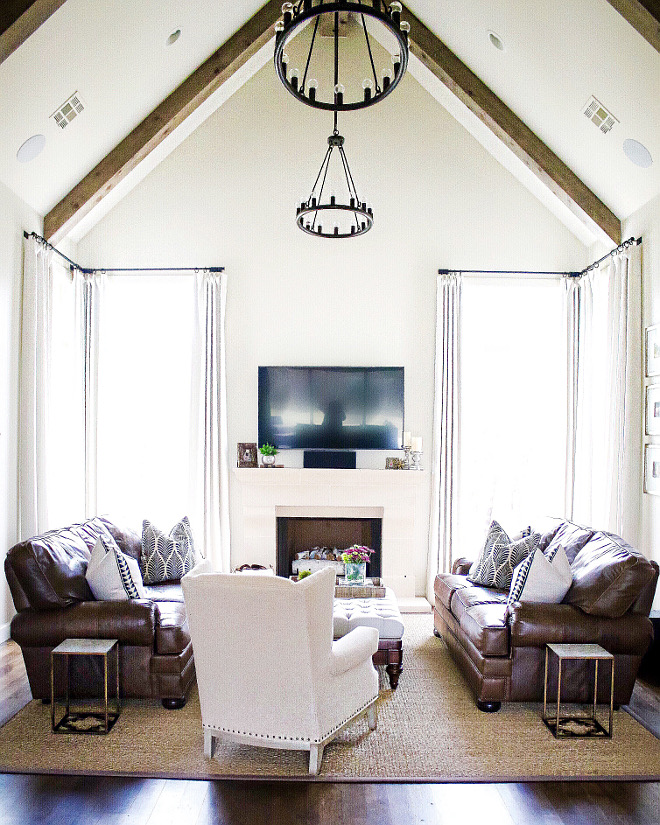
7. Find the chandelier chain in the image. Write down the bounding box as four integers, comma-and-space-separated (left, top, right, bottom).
301, 14, 320, 95
361, 13, 381, 95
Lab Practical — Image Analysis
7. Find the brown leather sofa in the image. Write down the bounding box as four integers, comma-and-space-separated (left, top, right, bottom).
5, 517, 194, 708
434, 519, 658, 712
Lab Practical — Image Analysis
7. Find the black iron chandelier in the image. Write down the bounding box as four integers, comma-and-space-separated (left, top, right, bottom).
274, 1, 410, 111
296, 113, 373, 238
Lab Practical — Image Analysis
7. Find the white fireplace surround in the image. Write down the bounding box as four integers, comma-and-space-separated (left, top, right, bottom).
231, 468, 428, 598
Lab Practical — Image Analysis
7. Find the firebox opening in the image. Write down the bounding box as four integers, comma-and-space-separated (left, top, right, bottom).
276, 517, 382, 579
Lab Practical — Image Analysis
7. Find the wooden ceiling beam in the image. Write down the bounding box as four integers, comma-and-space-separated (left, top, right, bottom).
0, 0, 66, 65
44, 0, 281, 242
46, 0, 622, 244
403, 4, 621, 244
605, 0, 660, 53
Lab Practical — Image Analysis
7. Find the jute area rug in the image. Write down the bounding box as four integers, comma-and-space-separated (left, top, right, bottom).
1, 615, 660, 781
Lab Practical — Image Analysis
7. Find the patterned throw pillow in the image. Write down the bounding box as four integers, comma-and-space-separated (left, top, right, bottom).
506, 544, 572, 612
86, 535, 147, 601
141, 517, 196, 585
468, 520, 540, 589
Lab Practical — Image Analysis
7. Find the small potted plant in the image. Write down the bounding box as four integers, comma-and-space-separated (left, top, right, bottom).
341, 545, 374, 586
259, 443, 278, 467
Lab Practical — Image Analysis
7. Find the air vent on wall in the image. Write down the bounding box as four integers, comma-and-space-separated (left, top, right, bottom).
582, 96, 618, 134
51, 92, 84, 130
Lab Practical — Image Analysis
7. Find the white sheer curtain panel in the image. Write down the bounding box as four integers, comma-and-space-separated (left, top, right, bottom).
46, 263, 86, 526
563, 278, 580, 518
18, 235, 53, 537
571, 245, 642, 544
82, 271, 105, 517
190, 270, 231, 570
427, 273, 462, 598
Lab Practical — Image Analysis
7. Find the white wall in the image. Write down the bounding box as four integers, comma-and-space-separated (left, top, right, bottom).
624, 193, 660, 608
77, 60, 587, 593
0, 181, 42, 641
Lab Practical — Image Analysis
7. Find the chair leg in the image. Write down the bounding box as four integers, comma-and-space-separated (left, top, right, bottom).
309, 743, 324, 775
204, 730, 216, 759
366, 703, 377, 731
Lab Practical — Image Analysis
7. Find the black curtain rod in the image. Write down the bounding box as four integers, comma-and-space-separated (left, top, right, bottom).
439, 236, 641, 278
23, 232, 224, 273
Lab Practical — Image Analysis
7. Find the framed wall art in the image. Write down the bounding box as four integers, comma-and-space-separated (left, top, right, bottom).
646, 384, 660, 436
644, 444, 660, 496
646, 324, 660, 377
237, 442, 258, 468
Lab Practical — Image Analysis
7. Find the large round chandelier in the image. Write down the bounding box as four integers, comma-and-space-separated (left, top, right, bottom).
274, 1, 410, 111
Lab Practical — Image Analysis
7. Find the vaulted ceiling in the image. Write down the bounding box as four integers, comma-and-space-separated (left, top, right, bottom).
1, 1, 659, 246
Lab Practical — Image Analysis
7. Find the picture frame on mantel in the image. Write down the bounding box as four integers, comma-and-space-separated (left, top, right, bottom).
646, 385, 660, 437
644, 444, 660, 496
646, 324, 660, 377
237, 442, 258, 468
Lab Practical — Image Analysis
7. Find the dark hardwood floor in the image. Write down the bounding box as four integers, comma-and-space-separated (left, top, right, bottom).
1, 639, 659, 824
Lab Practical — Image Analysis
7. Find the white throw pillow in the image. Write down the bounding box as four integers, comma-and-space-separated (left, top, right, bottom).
506, 544, 572, 611
86, 536, 147, 601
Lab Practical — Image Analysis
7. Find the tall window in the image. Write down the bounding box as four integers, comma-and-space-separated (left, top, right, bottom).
455, 277, 567, 557
96, 275, 194, 530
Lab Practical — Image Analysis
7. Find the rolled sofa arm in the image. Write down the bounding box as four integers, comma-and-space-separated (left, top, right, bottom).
452, 557, 472, 576
10, 599, 157, 648
508, 601, 653, 656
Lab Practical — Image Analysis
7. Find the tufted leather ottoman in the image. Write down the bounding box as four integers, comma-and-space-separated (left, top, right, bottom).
333, 587, 404, 689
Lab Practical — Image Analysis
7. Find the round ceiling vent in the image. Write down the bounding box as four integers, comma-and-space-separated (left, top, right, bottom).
16, 134, 46, 163
623, 138, 653, 168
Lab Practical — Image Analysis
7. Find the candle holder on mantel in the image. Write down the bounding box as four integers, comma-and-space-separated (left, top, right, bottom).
402, 445, 412, 469
411, 450, 422, 470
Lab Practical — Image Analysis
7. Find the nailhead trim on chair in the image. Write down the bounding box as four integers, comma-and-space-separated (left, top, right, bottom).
202, 694, 378, 745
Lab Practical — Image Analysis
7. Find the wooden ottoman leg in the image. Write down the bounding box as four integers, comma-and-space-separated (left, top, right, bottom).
386, 641, 403, 690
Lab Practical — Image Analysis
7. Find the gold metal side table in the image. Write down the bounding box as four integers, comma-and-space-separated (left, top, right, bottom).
50, 638, 120, 734
543, 642, 614, 738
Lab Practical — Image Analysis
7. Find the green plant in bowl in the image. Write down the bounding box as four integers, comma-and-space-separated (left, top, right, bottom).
298, 569, 312, 580
259, 443, 278, 456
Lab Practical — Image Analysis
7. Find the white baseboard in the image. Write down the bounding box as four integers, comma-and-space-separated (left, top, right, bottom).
0, 621, 11, 644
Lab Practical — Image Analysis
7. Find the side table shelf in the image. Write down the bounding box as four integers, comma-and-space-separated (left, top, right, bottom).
51, 638, 120, 734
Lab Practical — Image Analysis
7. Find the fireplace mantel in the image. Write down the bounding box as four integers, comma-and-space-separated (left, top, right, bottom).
231, 468, 427, 598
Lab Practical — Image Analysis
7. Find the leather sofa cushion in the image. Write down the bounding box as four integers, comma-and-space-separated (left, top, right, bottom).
154, 602, 191, 656
451, 586, 509, 656
544, 520, 594, 563
104, 519, 142, 562
434, 574, 469, 610
566, 531, 657, 617
144, 582, 184, 602
537, 518, 593, 562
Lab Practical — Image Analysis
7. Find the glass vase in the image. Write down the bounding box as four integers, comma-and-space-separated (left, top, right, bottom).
345, 561, 366, 586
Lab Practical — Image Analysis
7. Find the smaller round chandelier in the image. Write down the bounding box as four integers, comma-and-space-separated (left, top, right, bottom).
274, 1, 410, 112
297, 119, 373, 238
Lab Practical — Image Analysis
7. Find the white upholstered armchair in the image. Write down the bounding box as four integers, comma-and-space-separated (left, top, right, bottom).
181, 564, 379, 775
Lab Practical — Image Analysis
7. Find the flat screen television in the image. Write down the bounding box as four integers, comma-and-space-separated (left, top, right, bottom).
258, 366, 404, 451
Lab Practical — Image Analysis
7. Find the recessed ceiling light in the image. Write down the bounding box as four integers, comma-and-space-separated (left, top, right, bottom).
166, 28, 181, 46
488, 30, 505, 51
16, 134, 46, 163
623, 138, 653, 168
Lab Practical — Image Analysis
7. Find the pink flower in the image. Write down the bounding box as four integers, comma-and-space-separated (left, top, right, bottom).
341, 545, 375, 564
